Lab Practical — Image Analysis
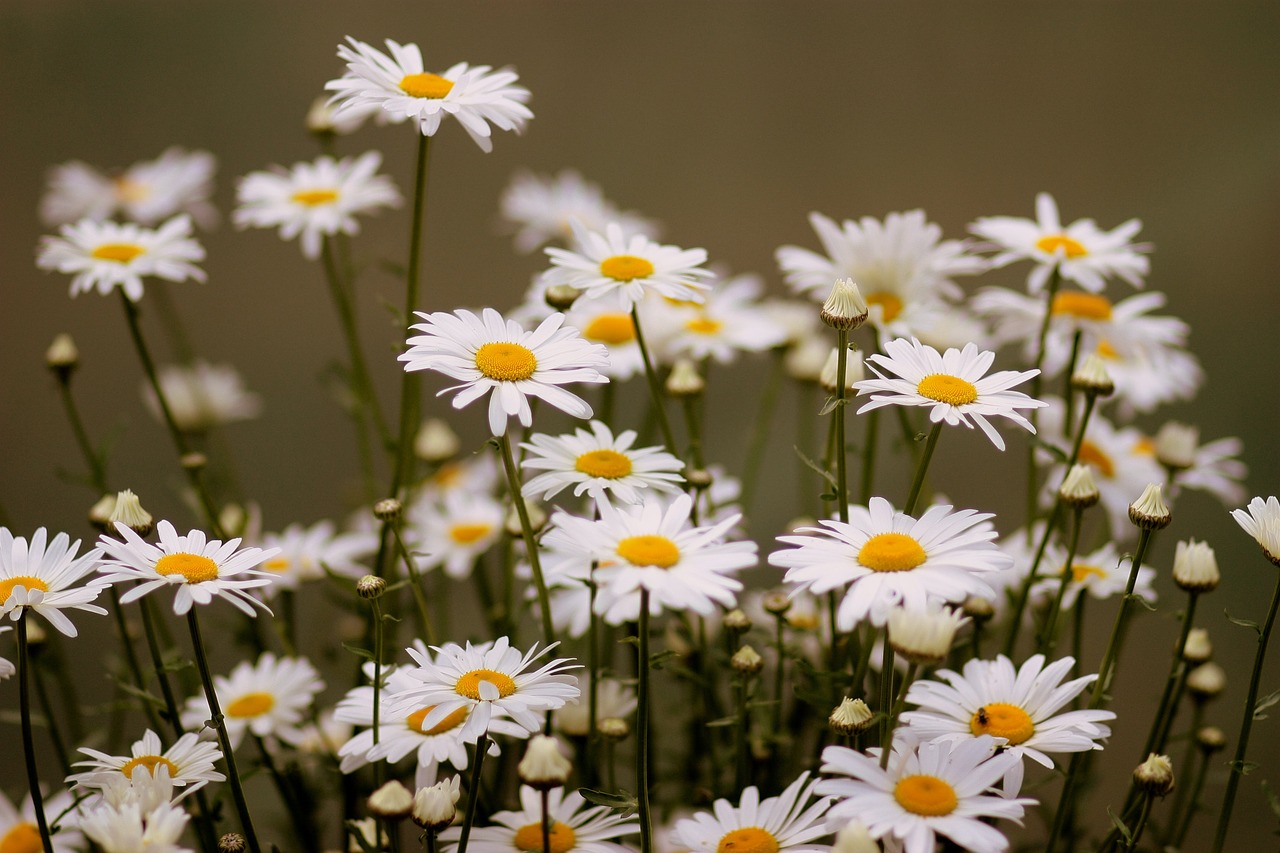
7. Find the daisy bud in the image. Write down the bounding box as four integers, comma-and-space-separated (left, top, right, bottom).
1154, 421, 1199, 472
1172, 539, 1219, 593
1071, 353, 1115, 397
832, 820, 879, 853
784, 338, 830, 383
373, 498, 402, 522
686, 468, 714, 490
356, 575, 386, 600
1058, 464, 1100, 509
1186, 662, 1226, 701
415, 418, 460, 463
89, 493, 117, 531
597, 717, 630, 740
723, 609, 753, 634
731, 644, 764, 675
821, 278, 869, 331
412, 777, 461, 830
829, 697, 875, 736
1183, 628, 1212, 663
544, 284, 582, 312
368, 780, 415, 821
1196, 725, 1227, 753
219, 503, 250, 538
1133, 754, 1175, 797
666, 358, 705, 398
304, 97, 340, 135
820, 346, 865, 393
108, 489, 154, 537
1129, 483, 1171, 530
762, 591, 792, 616
505, 499, 547, 537
517, 734, 572, 789
219, 834, 247, 853
888, 605, 969, 665
962, 594, 995, 622
45, 332, 79, 379
180, 452, 208, 471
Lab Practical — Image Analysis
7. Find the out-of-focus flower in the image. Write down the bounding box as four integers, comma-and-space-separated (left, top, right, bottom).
37, 215, 205, 301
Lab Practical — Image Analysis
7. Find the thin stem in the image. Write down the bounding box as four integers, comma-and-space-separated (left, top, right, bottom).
29, 650, 71, 777
18, 617, 55, 853
108, 586, 167, 736
880, 661, 919, 770
833, 330, 851, 516
391, 525, 439, 645
139, 595, 186, 739
1090, 528, 1156, 708
680, 396, 705, 471
497, 433, 555, 648
55, 378, 108, 492
456, 734, 490, 853
1145, 592, 1200, 756
740, 350, 785, 514
1036, 506, 1084, 656
1122, 792, 1155, 852
585, 571, 600, 788
877, 635, 895, 757
1171, 742, 1212, 848
630, 305, 678, 454
903, 422, 942, 516
637, 588, 653, 853
1025, 266, 1062, 533
256, 735, 317, 850
858, 408, 880, 505
541, 788, 552, 853
734, 673, 752, 792
1062, 330, 1083, 439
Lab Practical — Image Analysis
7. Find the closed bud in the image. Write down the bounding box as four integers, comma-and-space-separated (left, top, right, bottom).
1196, 726, 1227, 753
1172, 539, 1219, 592
1154, 422, 1199, 471
180, 452, 208, 471
1182, 628, 1212, 663
373, 498, 402, 522
731, 644, 764, 675
832, 821, 879, 853
888, 605, 968, 665
1186, 662, 1226, 701
368, 780, 414, 821
820, 278, 869, 331
723, 609, 752, 633
46, 333, 79, 379
544, 284, 581, 312
356, 575, 386, 600
1129, 483, 1171, 530
1058, 464, 1100, 509
88, 493, 117, 531
518, 735, 572, 789
412, 777, 461, 830
962, 595, 995, 622
829, 697, 874, 736
685, 468, 714, 490
666, 358, 705, 398
108, 489, 154, 537
1133, 754, 1175, 797
1071, 354, 1114, 397
597, 717, 630, 740
415, 419, 460, 463
762, 591, 792, 616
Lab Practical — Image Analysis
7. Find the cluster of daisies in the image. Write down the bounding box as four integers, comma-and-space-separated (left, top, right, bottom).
11, 30, 1274, 853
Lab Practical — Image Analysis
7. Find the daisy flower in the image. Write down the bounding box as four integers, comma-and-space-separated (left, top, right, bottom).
233, 151, 401, 259
500, 169, 658, 253
670, 772, 832, 853
1172, 434, 1247, 507
1027, 541, 1156, 611
1088, 338, 1203, 418
180, 653, 324, 749
0, 527, 105, 637
68, 729, 224, 793
542, 221, 714, 309
407, 490, 504, 580
769, 498, 1011, 630
649, 273, 789, 365
818, 737, 1031, 853
36, 214, 206, 301
41, 146, 218, 229
969, 192, 1149, 294
96, 520, 279, 617
415, 452, 501, 504
854, 337, 1045, 451
400, 308, 609, 437
80, 798, 191, 853
326, 37, 532, 151
255, 519, 375, 593
1231, 496, 1280, 565
541, 493, 757, 621
441, 786, 638, 853
0, 788, 83, 853
142, 360, 262, 433
562, 291, 646, 380
520, 420, 685, 505
900, 654, 1117, 794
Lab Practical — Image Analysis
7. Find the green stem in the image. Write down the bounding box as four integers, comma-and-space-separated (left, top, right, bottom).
1171, 739, 1212, 848
1062, 329, 1083, 439
833, 330, 851, 516
139, 595, 186, 739
1090, 528, 1155, 708
585, 571, 600, 788
1025, 266, 1062, 535
541, 788, 552, 853
630, 305, 678, 454
29, 649, 71, 777
497, 433, 555, 649
55, 378, 108, 492
859, 408, 880, 505
877, 634, 895, 754
740, 351, 785, 515
880, 661, 919, 770
456, 734, 489, 853
18, 617, 55, 853
637, 588, 653, 853
108, 587, 167, 736
680, 396, 705, 472
391, 525, 439, 645
1145, 592, 1200, 756
256, 735, 317, 850
1122, 792, 1155, 852
1036, 506, 1084, 656
903, 422, 942, 516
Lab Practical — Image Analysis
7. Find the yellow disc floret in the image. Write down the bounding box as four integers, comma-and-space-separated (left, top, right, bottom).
1076, 441, 1115, 479
599, 255, 655, 281
575, 449, 633, 479
449, 523, 493, 545
866, 291, 904, 324
716, 828, 780, 853
916, 374, 979, 406
513, 821, 576, 853
583, 313, 636, 344
1051, 291, 1113, 321
456, 669, 518, 700
0, 576, 49, 604
1035, 234, 1088, 258
857, 533, 927, 573
894, 774, 959, 816
292, 189, 339, 207
0, 822, 42, 853
120, 754, 180, 779
91, 243, 146, 264
154, 553, 220, 584
685, 317, 723, 336
1068, 563, 1107, 584
475, 343, 538, 382
399, 72, 454, 99
226, 691, 275, 718
616, 535, 680, 569
970, 702, 1036, 745
406, 705, 469, 736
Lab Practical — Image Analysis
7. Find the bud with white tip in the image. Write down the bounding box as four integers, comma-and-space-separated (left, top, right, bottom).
821, 278, 869, 331
1133, 753, 1175, 797
1058, 464, 1100, 509
46, 333, 79, 379
1129, 483, 1171, 530
368, 780, 414, 821
517, 735, 572, 790
1072, 354, 1114, 397
666, 358, 705, 398
412, 776, 461, 830
888, 604, 968, 665
1172, 539, 1219, 593
829, 697, 874, 735
731, 644, 764, 675
1154, 422, 1199, 472
108, 489, 155, 537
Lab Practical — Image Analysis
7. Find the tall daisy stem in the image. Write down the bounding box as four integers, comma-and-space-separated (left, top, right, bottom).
637, 588, 654, 853
390, 525, 439, 645
740, 350, 785, 514
497, 433, 556, 648
880, 661, 919, 770
1035, 506, 1085, 656
833, 330, 851, 517
456, 734, 490, 853
18, 617, 55, 853
540, 788, 552, 853
630, 305, 679, 455
1144, 592, 1201, 757
903, 422, 942, 516
1025, 266, 1062, 532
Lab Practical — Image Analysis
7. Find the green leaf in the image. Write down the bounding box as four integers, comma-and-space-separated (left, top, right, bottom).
578, 788, 637, 813
1232, 759, 1260, 775
1226, 609, 1262, 634
1105, 807, 1133, 844
791, 446, 838, 488
1254, 688, 1280, 721
342, 642, 375, 662
649, 649, 680, 670
704, 716, 740, 728
818, 396, 853, 416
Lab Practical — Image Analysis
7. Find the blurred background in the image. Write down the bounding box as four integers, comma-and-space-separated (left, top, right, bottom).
2, 0, 1279, 847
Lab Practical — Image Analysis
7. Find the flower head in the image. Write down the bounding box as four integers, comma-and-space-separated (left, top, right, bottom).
181, 653, 324, 748
671, 772, 832, 853
142, 361, 262, 433
440, 786, 637, 853
543, 222, 714, 309
69, 729, 225, 793
1231, 496, 1280, 566
0, 527, 105, 637
41, 147, 217, 229
520, 420, 685, 506
37, 215, 206, 301
500, 170, 657, 253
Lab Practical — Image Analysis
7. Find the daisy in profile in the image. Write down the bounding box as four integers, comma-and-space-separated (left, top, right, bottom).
818, 737, 1031, 853
37, 214, 206, 301
769, 498, 1010, 630
180, 653, 324, 749
854, 337, 1045, 451
1171, 434, 1247, 507
542, 221, 714, 309
901, 654, 1116, 793
671, 772, 831, 853
407, 490, 504, 580
521, 420, 685, 505
233, 151, 401, 259
0, 527, 105, 637
96, 521, 279, 617
969, 192, 1149, 294
400, 308, 608, 437
1231, 496, 1280, 565
0, 788, 84, 853
254, 519, 375, 593
649, 273, 789, 365
500, 169, 657, 253
441, 786, 638, 853
326, 37, 532, 151
1027, 542, 1155, 611
41, 146, 218, 229
68, 729, 225, 793
142, 360, 262, 433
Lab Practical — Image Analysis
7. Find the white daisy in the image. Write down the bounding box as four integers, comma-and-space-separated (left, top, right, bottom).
407, 490, 504, 580
141, 360, 262, 433
36, 214, 206, 301
769, 498, 1011, 630
326, 37, 532, 151
818, 737, 1031, 853
671, 772, 832, 853
562, 291, 647, 380
649, 273, 789, 365
180, 653, 324, 749
415, 452, 502, 504
900, 654, 1117, 794
0, 527, 105, 638
969, 192, 1149, 294
521, 420, 685, 505
1027, 541, 1155, 611
400, 308, 609, 437
441, 786, 638, 853
1173, 434, 1247, 507
41, 146, 218, 229
80, 797, 192, 853
0, 788, 83, 853
542, 221, 714, 309
68, 729, 225, 793
96, 520, 279, 617
1231, 496, 1280, 565
0, 626, 13, 680
1089, 337, 1203, 418
500, 169, 658, 253
233, 151, 401, 259
254, 519, 375, 593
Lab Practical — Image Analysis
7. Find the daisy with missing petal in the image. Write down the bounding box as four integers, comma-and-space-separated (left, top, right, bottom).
180, 653, 324, 749
521, 420, 685, 505
500, 169, 658, 254
400, 308, 608, 436
818, 737, 1031, 853
68, 729, 225, 793
37, 214, 206, 301
542, 221, 714, 309
671, 771, 832, 853
0, 528, 106, 637
326, 37, 532, 151
233, 152, 401, 259
41, 147, 218, 229
96, 521, 278, 617
1231, 496, 1280, 565
854, 337, 1046, 451
769, 498, 1011, 630
901, 654, 1116, 794
442, 786, 638, 853
142, 360, 262, 433
969, 192, 1149, 294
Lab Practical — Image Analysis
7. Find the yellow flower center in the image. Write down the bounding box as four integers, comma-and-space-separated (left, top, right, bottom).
475, 343, 538, 382
399, 72, 454, 99
583, 313, 636, 345
225, 691, 275, 718
716, 828, 780, 853
1051, 291, 1113, 321
1095, 340, 1120, 360
1067, 563, 1107, 584
0, 576, 49, 604
857, 533, 927, 573
432, 462, 464, 488
513, 821, 576, 853
916, 373, 978, 406
894, 774, 959, 816
1132, 437, 1155, 456
291, 189, 339, 207
1077, 440, 1115, 479
406, 705, 469, 736
0, 822, 42, 853
120, 754, 180, 779
867, 291, 904, 323
787, 613, 820, 631
1035, 234, 1088, 258
456, 669, 518, 700
91, 243, 146, 263
599, 255, 655, 281
263, 558, 290, 574
449, 523, 493, 545
616, 535, 680, 568
575, 449, 633, 479
154, 553, 220, 584
685, 316, 723, 336
113, 177, 150, 203
969, 702, 1036, 745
